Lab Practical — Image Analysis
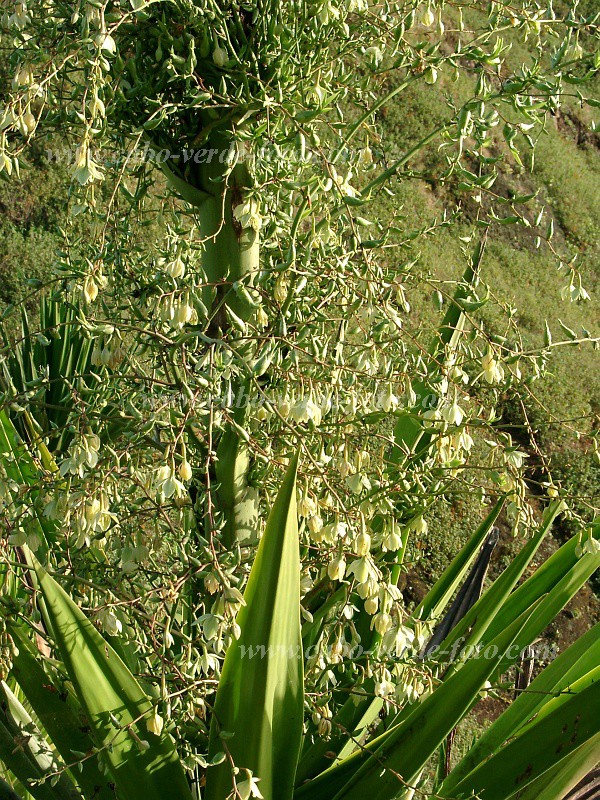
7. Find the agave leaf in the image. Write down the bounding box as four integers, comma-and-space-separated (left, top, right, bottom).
0, 410, 56, 553
441, 621, 600, 794
0, 682, 78, 800
438, 500, 565, 658
414, 499, 504, 624
7, 625, 114, 800
205, 452, 303, 800
482, 524, 599, 644
486, 543, 600, 679
26, 550, 194, 800
446, 680, 600, 800
504, 734, 600, 800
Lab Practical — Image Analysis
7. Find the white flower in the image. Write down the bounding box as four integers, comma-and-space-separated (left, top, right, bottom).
73, 144, 104, 185
154, 465, 186, 500
347, 556, 375, 585
307, 514, 324, 537
98, 608, 122, 637
146, 710, 164, 737
60, 433, 101, 477
561, 283, 590, 302
583, 537, 600, 555
422, 7, 435, 27
425, 66, 438, 85
441, 400, 464, 426
0, 151, 13, 176
274, 274, 289, 304
81, 493, 112, 534
378, 384, 399, 413
236, 773, 263, 800
95, 33, 117, 54
254, 305, 269, 328
204, 573, 220, 594
375, 670, 395, 698
83, 275, 99, 303
327, 556, 346, 582
317, 1, 340, 25
299, 493, 318, 518
320, 521, 347, 545
278, 394, 292, 417
504, 449, 528, 469
233, 198, 262, 231
382, 520, 403, 552
364, 594, 379, 615
173, 298, 194, 327
408, 515, 428, 535
8, 2, 31, 29
482, 350, 505, 384
345, 472, 371, 494
383, 625, 415, 658
364, 46, 384, 67
291, 395, 322, 426
355, 531, 371, 556
372, 611, 392, 636
165, 256, 185, 279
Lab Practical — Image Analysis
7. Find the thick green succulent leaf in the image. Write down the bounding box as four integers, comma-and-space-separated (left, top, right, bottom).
438, 500, 565, 658
442, 621, 600, 794
486, 543, 600, 678
27, 551, 194, 800
504, 733, 600, 800
0, 410, 57, 555
446, 680, 600, 800
7, 625, 114, 800
206, 453, 303, 800
482, 524, 599, 644
415, 499, 504, 624
0, 682, 78, 800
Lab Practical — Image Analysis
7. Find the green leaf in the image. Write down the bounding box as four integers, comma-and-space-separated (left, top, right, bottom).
482, 524, 599, 644
415, 499, 504, 623
437, 500, 565, 658
7, 625, 114, 800
26, 550, 194, 800
0, 681, 78, 800
0, 777, 23, 800
0, 410, 57, 555
504, 733, 600, 800
206, 452, 303, 800
447, 680, 600, 800
441, 621, 600, 795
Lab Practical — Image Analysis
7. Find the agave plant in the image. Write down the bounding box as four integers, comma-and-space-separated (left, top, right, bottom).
0, 294, 100, 454
0, 437, 598, 800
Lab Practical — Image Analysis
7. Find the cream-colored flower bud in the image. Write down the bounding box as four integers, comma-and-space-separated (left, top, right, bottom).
355, 531, 371, 557
178, 460, 192, 482
146, 710, 164, 736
